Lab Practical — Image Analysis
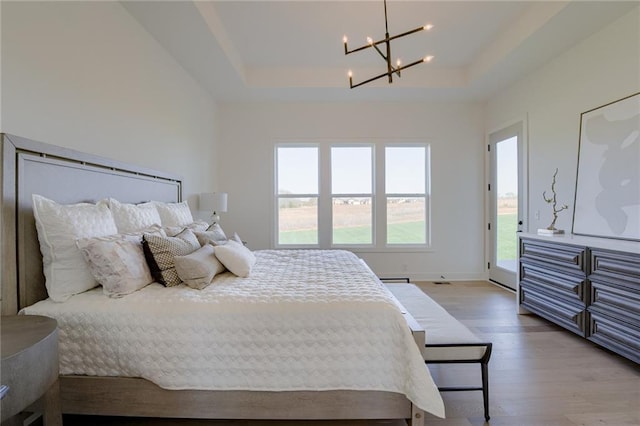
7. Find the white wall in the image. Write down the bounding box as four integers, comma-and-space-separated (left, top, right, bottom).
218, 102, 485, 280
1, 1, 219, 210
486, 7, 639, 234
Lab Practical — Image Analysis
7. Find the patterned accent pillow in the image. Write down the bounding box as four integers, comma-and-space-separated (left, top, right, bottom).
108, 198, 161, 233
143, 228, 201, 286
174, 245, 226, 290
213, 239, 256, 278
154, 200, 193, 227
193, 223, 228, 246
32, 194, 118, 302
77, 225, 164, 298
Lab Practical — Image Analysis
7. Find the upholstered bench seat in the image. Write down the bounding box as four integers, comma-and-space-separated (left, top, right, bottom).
386, 283, 492, 422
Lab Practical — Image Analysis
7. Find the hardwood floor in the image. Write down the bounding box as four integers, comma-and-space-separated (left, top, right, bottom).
63, 281, 639, 426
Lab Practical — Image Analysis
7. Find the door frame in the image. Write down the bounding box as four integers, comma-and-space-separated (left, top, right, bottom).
485, 116, 528, 290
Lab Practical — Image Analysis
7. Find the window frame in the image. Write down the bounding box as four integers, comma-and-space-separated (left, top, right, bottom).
274, 141, 431, 252
330, 144, 375, 248
274, 144, 320, 247
383, 144, 431, 248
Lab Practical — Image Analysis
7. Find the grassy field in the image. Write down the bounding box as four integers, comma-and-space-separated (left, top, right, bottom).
280, 213, 518, 257
497, 213, 518, 260
280, 221, 426, 245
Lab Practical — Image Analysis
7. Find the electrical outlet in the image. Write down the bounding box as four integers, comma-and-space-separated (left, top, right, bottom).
535, 210, 540, 220
402, 263, 408, 272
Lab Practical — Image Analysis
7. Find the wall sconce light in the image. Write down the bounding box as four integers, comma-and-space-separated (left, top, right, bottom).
199, 192, 228, 224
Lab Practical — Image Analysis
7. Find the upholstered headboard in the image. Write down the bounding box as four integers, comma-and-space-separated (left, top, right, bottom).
1, 134, 183, 314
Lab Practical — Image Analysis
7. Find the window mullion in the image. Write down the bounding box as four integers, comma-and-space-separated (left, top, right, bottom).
375, 143, 385, 249
319, 144, 332, 248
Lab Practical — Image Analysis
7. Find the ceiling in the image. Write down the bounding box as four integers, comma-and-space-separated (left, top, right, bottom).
122, 1, 637, 103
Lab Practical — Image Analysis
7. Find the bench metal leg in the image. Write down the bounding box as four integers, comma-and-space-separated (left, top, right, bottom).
481, 359, 490, 421
425, 342, 492, 422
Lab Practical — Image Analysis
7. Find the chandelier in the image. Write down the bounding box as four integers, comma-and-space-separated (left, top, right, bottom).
342, 0, 433, 89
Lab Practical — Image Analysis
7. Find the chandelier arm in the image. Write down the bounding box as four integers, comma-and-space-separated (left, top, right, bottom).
345, 25, 426, 56
345, 43, 375, 55
387, 25, 427, 42
371, 43, 389, 62
349, 56, 424, 89
350, 69, 394, 89
395, 57, 425, 73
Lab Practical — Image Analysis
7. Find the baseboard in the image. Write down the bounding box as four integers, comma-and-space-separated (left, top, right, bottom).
383, 273, 487, 282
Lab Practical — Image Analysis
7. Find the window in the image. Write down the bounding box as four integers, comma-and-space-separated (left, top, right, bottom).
276, 146, 318, 245
386, 146, 427, 245
331, 146, 373, 245
275, 143, 430, 249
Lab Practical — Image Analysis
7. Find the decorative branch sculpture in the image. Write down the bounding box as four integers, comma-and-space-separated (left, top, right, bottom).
543, 168, 569, 231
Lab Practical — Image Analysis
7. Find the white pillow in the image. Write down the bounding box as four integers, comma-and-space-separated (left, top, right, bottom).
108, 198, 161, 233
77, 226, 164, 298
164, 220, 209, 238
154, 200, 193, 227
174, 245, 226, 290
32, 194, 118, 302
193, 223, 228, 246
231, 232, 244, 244
213, 239, 256, 278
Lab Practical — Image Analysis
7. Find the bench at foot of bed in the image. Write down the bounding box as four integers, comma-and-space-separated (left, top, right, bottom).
386, 283, 493, 422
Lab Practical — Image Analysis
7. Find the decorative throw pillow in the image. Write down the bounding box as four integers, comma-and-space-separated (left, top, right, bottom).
32, 194, 119, 302
154, 200, 193, 227
164, 220, 210, 237
142, 228, 201, 286
108, 198, 161, 233
193, 223, 228, 246
174, 245, 226, 290
77, 225, 164, 298
213, 239, 256, 278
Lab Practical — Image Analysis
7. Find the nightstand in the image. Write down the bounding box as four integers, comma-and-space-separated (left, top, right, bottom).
1, 315, 62, 426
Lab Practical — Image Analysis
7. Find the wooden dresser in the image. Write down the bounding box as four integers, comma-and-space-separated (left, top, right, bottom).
517, 233, 640, 363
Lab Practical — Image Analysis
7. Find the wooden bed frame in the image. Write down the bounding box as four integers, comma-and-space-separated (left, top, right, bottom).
1, 133, 428, 425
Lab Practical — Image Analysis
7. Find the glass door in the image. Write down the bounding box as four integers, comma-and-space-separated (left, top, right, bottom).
489, 122, 525, 290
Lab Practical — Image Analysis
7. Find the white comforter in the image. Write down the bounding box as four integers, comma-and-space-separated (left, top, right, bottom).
22, 249, 445, 418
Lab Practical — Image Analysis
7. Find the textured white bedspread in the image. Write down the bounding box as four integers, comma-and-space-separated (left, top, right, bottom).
22, 249, 445, 417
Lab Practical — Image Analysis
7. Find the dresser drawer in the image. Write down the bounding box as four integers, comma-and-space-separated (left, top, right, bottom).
520, 288, 586, 336
520, 263, 587, 305
590, 248, 640, 283
520, 238, 586, 274
590, 279, 640, 327
588, 311, 640, 363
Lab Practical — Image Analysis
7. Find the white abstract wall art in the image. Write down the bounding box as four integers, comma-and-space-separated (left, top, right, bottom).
572, 92, 640, 241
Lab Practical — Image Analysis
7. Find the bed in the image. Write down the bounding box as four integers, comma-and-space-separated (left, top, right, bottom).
1, 133, 444, 425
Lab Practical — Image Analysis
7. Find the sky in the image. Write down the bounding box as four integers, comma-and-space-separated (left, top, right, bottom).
277, 145, 427, 195
496, 136, 518, 197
